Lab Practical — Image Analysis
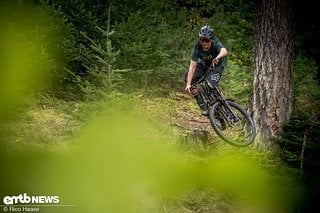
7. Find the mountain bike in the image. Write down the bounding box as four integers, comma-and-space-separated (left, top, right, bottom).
192, 64, 256, 146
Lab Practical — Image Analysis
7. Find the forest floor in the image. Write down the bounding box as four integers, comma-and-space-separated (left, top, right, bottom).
1, 90, 252, 212
4, 90, 221, 150
149, 90, 225, 151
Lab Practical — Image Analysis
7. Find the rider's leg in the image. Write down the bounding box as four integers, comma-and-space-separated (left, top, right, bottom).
184, 63, 208, 116
206, 65, 224, 88
192, 90, 209, 116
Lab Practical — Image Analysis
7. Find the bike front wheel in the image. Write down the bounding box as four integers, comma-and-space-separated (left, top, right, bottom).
209, 101, 256, 146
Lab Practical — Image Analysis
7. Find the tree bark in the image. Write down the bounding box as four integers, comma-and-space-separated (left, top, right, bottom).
251, 0, 295, 146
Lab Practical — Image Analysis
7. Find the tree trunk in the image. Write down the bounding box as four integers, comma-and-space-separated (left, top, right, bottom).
251, 0, 295, 146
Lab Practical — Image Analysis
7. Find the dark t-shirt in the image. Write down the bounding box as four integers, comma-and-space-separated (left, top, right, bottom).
191, 37, 227, 67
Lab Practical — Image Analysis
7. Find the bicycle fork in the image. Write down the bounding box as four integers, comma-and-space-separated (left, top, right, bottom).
213, 87, 240, 124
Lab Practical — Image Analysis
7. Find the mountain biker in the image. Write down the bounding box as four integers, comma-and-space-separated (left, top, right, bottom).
185, 25, 228, 116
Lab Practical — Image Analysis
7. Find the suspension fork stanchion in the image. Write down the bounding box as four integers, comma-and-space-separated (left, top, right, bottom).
213, 86, 240, 122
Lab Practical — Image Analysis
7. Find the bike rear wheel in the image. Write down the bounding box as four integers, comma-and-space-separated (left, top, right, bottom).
209, 101, 255, 146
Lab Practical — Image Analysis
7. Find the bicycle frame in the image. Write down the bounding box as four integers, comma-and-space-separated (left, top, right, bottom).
191, 64, 256, 146
211, 86, 240, 122
192, 67, 240, 123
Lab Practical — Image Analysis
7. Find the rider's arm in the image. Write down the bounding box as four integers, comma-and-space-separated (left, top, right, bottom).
185, 60, 197, 93
213, 47, 228, 64
212, 37, 228, 64
217, 47, 228, 59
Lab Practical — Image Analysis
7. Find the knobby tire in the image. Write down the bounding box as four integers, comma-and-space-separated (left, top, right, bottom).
209, 100, 256, 147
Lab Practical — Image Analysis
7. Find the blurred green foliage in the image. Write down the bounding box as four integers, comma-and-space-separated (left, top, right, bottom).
0, 99, 298, 212
0, 0, 66, 120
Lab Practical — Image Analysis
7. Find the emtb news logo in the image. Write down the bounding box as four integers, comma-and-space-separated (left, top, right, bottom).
3, 193, 59, 205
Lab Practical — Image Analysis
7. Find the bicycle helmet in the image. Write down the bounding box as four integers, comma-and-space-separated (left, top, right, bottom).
199, 25, 214, 38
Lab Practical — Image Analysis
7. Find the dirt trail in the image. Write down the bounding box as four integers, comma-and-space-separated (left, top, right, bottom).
170, 92, 218, 143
